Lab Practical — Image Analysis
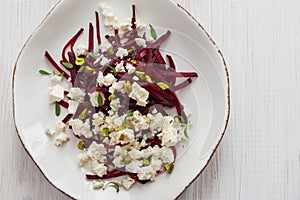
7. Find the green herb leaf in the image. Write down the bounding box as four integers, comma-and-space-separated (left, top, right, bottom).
87, 52, 97, 59
104, 182, 120, 193
39, 70, 52, 75
79, 108, 88, 120
62, 62, 74, 69
174, 115, 185, 123
156, 82, 169, 90
149, 24, 157, 40
55, 102, 61, 117
97, 93, 103, 107
184, 127, 189, 138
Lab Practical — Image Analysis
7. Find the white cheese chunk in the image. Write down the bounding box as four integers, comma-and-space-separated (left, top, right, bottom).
45, 127, 55, 136
76, 44, 88, 56
121, 177, 135, 190
92, 181, 105, 190
100, 57, 111, 66
55, 120, 66, 133
129, 82, 149, 106
116, 47, 128, 59
109, 128, 135, 145
78, 152, 90, 167
54, 132, 69, 146
51, 75, 63, 83
67, 87, 85, 101
160, 147, 175, 164
49, 84, 65, 103
125, 160, 143, 173
158, 117, 180, 147
67, 100, 79, 114
69, 119, 93, 138
88, 92, 99, 107
109, 81, 126, 94
93, 163, 107, 177
135, 38, 146, 47
125, 63, 136, 74
97, 72, 116, 87
115, 62, 125, 72
87, 141, 107, 162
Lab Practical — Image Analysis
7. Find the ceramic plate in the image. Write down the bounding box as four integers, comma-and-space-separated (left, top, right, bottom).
13, 0, 230, 199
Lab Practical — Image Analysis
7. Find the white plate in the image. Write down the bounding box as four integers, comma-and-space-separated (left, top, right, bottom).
13, 0, 230, 199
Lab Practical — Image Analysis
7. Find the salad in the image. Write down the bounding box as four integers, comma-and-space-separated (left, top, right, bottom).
40, 3, 198, 191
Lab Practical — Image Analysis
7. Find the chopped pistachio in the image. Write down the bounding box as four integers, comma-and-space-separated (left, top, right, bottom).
77, 141, 85, 150
145, 75, 152, 83
78, 66, 85, 73
123, 82, 132, 93
85, 66, 95, 73
79, 108, 88, 120
101, 128, 109, 137
108, 47, 114, 55
135, 71, 145, 80
143, 158, 150, 166
164, 163, 174, 174
108, 93, 115, 101
87, 52, 97, 59
122, 155, 132, 165
156, 82, 169, 90
131, 60, 137, 65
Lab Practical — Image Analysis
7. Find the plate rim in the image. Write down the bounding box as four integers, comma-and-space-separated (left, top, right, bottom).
12, 0, 230, 199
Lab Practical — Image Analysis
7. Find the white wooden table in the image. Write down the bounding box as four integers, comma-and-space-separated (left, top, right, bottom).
1, 0, 299, 199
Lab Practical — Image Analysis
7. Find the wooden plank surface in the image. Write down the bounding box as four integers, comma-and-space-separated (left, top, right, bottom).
0, 0, 299, 199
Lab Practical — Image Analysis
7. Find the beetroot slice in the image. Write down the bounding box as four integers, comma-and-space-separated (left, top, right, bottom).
131, 4, 136, 30
61, 28, 84, 62
174, 78, 192, 91
44, 51, 70, 79
62, 114, 73, 124
148, 30, 171, 48
58, 100, 69, 109
88, 23, 94, 52
95, 11, 101, 45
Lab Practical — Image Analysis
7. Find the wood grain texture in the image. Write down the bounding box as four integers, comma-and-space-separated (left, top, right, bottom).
1, 0, 299, 199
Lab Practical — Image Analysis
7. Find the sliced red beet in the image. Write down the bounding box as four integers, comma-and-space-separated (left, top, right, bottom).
62, 114, 73, 124
95, 11, 101, 45
58, 100, 69, 109
61, 28, 84, 62
173, 78, 192, 91
44, 51, 70, 79
88, 23, 94, 52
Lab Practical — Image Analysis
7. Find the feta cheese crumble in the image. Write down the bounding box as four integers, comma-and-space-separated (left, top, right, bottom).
49, 84, 64, 103
116, 47, 128, 59
129, 82, 149, 106
67, 87, 85, 102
